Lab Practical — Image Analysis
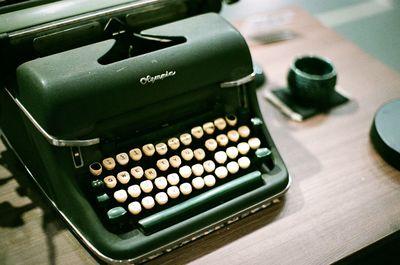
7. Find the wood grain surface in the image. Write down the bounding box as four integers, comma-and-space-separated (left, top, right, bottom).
1, 6, 399, 265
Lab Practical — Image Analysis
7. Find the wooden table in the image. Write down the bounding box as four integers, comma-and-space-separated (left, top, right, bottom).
1, 6, 399, 265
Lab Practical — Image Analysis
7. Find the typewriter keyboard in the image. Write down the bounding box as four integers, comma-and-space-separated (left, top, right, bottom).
87, 114, 273, 233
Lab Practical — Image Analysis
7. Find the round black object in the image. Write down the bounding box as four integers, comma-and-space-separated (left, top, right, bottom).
370, 99, 400, 170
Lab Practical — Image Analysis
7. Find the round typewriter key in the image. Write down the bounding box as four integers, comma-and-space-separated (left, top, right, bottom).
117, 171, 130, 184
203, 122, 215, 134
180, 133, 192, 146
191, 126, 204, 139
103, 175, 117, 189
181, 148, 194, 161
214, 151, 227, 164
216, 134, 229, 147
130, 166, 144, 179
155, 192, 169, 205
129, 148, 142, 161
226, 146, 239, 159
194, 148, 206, 161
204, 175, 216, 187
227, 161, 239, 174
238, 125, 251, 138
128, 184, 141, 198
180, 182, 192, 195
142, 144, 155, 156
192, 164, 204, 177
144, 168, 157, 180
225, 114, 237, 126
140, 180, 154, 193
154, 176, 168, 190
227, 130, 240, 142
248, 137, 261, 150
114, 189, 128, 203
214, 118, 227, 130
167, 186, 180, 199
155, 143, 168, 156
192, 177, 205, 190
179, 165, 192, 179
168, 137, 180, 150
237, 142, 250, 155
238, 156, 251, 169
89, 162, 102, 176
102, 157, 116, 171
156, 158, 169, 171
167, 173, 180, 185
169, 155, 182, 168
203, 160, 216, 173
116, 152, 129, 166
215, 166, 228, 179
205, 139, 218, 151
128, 201, 142, 215
142, 196, 155, 210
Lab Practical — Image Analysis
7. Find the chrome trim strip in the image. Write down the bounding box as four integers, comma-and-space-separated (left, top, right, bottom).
5, 88, 100, 147
220, 72, 256, 88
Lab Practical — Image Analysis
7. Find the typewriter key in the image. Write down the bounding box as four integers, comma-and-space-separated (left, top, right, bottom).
238, 156, 251, 169
116, 152, 129, 165
179, 165, 192, 179
156, 159, 169, 171
225, 114, 238, 126
144, 168, 157, 180
167, 173, 180, 186
155, 192, 168, 205
248, 137, 261, 150
89, 162, 102, 176
238, 125, 251, 138
204, 175, 216, 187
129, 148, 142, 161
180, 133, 192, 146
130, 166, 144, 179
128, 201, 142, 215
191, 126, 204, 139
143, 144, 155, 156
202, 122, 215, 134
167, 186, 180, 199
168, 137, 180, 150
127, 184, 141, 198
117, 171, 130, 184
169, 155, 182, 168
237, 142, 250, 155
140, 180, 154, 193
179, 183, 192, 195
214, 151, 227, 164
227, 161, 239, 174
103, 175, 117, 189
155, 143, 168, 156
215, 166, 228, 179
142, 196, 155, 210
214, 118, 227, 130
154, 177, 168, 190
191, 164, 204, 177
192, 177, 205, 190
193, 148, 206, 161
216, 134, 229, 147
102, 157, 116, 171
205, 139, 218, 151
227, 130, 240, 142
203, 160, 216, 173
226, 146, 239, 159
181, 148, 194, 161
114, 190, 128, 203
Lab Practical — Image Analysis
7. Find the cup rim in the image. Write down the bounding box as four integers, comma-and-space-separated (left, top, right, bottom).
290, 54, 337, 81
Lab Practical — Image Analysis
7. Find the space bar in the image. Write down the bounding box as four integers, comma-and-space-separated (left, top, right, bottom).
138, 171, 263, 234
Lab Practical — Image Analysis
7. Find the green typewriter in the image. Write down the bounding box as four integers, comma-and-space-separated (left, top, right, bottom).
0, 0, 290, 263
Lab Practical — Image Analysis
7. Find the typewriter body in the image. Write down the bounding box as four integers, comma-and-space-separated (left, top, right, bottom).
0, 0, 290, 263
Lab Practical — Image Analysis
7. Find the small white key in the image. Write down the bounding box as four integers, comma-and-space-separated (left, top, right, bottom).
180, 182, 192, 195
181, 148, 194, 161
128, 201, 142, 215
248, 137, 261, 150
156, 158, 169, 171
142, 143, 155, 156
179, 165, 192, 179
129, 148, 142, 161
204, 175, 216, 187
168, 137, 180, 150
140, 180, 153, 193
102, 157, 116, 171
130, 166, 144, 179
154, 176, 168, 190
169, 155, 182, 168
191, 126, 204, 139
215, 166, 228, 179
225, 114, 237, 126
167, 186, 180, 199
237, 142, 250, 155
216, 134, 229, 147
103, 175, 117, 189
142, 196, 155, 210
155, 192, 169, 205
238, 125, 250, 138
192, 177, 205, 190
203, 160, 216, 173
226, 146, 239, 159
192, 163, 204, 177
144, 168, 157, 180
214, 151, 227, 164
115, 152, 129, 166
167, 173, 180, 185
117, 171, 130, 184
214, 117, 227, 130
205, 139, 218, 151
227, 130, 240, 142
114, 189, 128, 203
127, 184, 141, 198
238, 156, 251, 169
180, 133, 192, 146
89, 162, 102, 176
155, 143, 168, 156
193, 148, 206, 161
202, 122, 215, 135
227, 161, 239, 174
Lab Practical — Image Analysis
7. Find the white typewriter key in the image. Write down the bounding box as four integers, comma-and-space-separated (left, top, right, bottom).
155, 143, 168, 156
117, 171, 130, 184
130, 166, 144, 179
225, 114, 237, 126
237, 142, 250, 155
156, 158, 169, 171
203, 122, 215, 135
102, 157, 116, 171
193, 148, 206, 161
142, 143, 155, 156
128, 201, 142, 215
204, 175, 216, 187
181, 148, 194, 161
214, 151, 227, 164
179, 165, 192, 179
216, 134, 229, 147
144, 168, 157, 180
226, 146, 239, 160
238, 125, 251, 138
203, 160, 216, 173
142, 196, 155, 210
215, 166, 228, 179
192, 177, 205, 190
167, 137, 180, 150
180, 133, 192, 146
248, 137, 261, 150
169, 155, 182, 168
155, 192, 169, 205
192, 164, 204, 177
167, 186, 180, 199
214, 117, 227, 130
167, 173, 180, 185
114, 189, 128, 203
227, 130, 240, 142
205, 139, 218, 151
154, 176, 168, 190
227, 161, 239, 174
103, 175, 117, 189
140, 180, 154, 193
238, 156, 251, 169
89, 162, 102, 176
180, 183, 192, 195
191, 126, 204, 139
116, 152, 129, 166
129, 148, 142, 161
127, 184, 141, 198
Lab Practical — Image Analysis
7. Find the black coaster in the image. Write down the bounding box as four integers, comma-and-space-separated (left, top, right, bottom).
265, 87, 350, 121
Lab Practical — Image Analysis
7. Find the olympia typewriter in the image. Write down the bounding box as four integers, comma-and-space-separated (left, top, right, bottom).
0, 0, 290, 263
